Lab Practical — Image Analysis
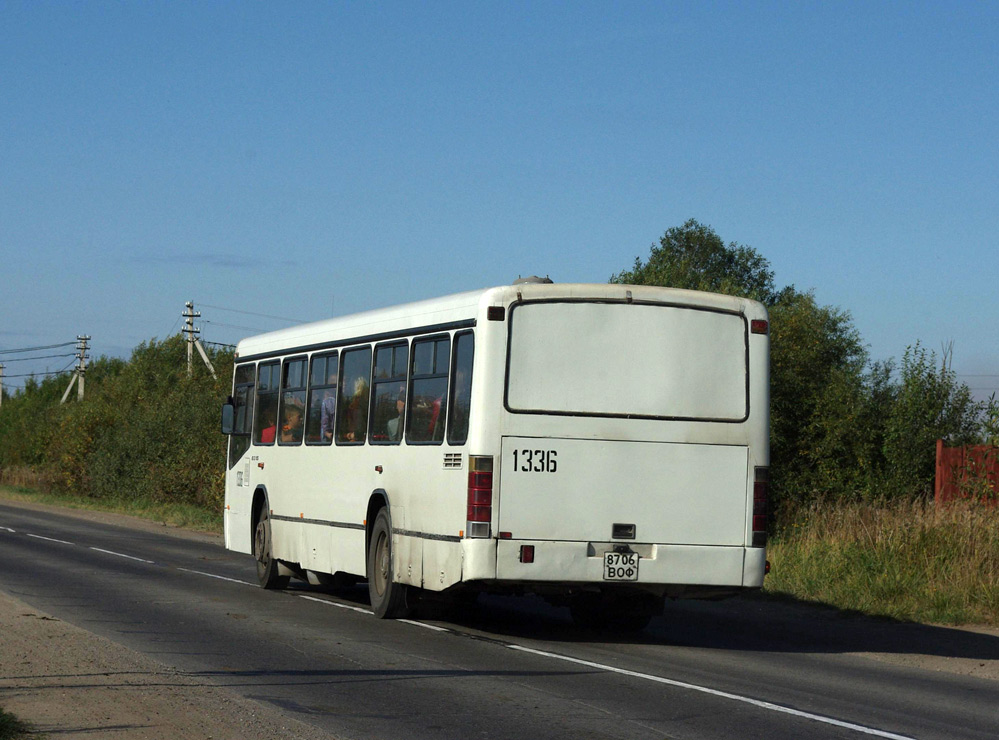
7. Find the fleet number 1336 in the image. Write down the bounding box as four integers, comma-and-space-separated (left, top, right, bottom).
512, 449, 558, 473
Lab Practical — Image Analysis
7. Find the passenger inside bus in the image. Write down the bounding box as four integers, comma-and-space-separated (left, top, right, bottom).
386, 390, 405, 441
258, 406, 277, 444
280, 402, 304, 444
319, 385, 337, 442
343, 377, 369, 442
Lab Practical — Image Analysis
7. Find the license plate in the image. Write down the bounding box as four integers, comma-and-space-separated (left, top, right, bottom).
603, 551, 639, 581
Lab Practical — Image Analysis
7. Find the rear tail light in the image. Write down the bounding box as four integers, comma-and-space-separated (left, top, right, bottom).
752, 466, 769, 547
466, 455, 493, 538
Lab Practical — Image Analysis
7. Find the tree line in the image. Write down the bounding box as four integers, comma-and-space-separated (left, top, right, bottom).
1, 219, 996, 522
0, 336, 233, 510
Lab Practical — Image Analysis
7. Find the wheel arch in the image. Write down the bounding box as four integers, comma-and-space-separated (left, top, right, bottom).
365, 488, 390, 553
251, 486, 270, 540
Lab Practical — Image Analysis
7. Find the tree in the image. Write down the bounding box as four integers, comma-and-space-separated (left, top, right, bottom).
879, 343, 984, 499
767, 289, 869, 506
611, 218, 785, 305
984, 395, 999, 447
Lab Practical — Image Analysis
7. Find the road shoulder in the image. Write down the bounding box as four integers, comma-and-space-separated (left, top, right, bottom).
0, 589, 333, 740
0, 497, 334, 739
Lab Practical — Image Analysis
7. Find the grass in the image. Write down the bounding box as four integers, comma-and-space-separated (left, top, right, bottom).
765, 497, 999, 626
0, 484, 222, 535
0, 708, 34, 740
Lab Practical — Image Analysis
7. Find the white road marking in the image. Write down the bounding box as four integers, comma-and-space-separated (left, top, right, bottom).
507, 644, 915, 740
1, 527, 15, 533
89, 547, 155, 564
26, 533, 74, 545
177, 568, 256, 586
399, 619, 450, 632
297, 594, 371, 614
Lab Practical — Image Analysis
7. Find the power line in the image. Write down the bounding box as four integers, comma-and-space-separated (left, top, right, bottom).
0, 341, 77, 355
197, 302, 305, 324
2, 370, 74, 379
164, 314, 183, 338
2, 358, 77, 379
0, 352, 77, 364
202, 319, 269, 334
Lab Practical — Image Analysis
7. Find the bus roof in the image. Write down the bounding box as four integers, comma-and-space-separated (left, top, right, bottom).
235, 288, 488, 360
234, 283, 765, 361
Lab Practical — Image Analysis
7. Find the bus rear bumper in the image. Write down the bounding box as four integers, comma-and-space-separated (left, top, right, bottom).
490, 540, 765, 589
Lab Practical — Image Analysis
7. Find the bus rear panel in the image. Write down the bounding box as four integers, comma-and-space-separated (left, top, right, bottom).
465, 286, 769, 603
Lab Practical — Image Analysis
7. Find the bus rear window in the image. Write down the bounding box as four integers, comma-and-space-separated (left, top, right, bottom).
505, 301, 748, 421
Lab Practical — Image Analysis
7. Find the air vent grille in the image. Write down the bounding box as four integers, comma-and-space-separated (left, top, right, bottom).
443, 453, 463, 470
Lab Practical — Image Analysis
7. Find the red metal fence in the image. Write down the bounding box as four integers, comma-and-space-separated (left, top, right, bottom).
935, 439, 999, 505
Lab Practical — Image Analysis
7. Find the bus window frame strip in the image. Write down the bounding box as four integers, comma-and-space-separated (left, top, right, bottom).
235, 319, 476, 365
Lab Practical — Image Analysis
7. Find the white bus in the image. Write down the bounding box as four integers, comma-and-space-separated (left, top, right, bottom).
221, 279, 770, 630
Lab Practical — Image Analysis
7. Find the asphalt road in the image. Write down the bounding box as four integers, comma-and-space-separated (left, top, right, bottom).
1, 502, 997, 740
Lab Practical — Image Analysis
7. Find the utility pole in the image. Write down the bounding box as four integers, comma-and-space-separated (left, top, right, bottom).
182, 301, 217, 379
0, 363, 4, 410
60, 335, 90, 404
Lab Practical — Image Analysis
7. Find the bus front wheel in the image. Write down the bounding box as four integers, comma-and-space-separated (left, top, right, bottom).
254, 509, 290, 590
367, 508, 410, 619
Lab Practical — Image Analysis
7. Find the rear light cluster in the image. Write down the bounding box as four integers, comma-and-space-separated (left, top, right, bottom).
752, 466, 769, 547
466, 455, 493, 538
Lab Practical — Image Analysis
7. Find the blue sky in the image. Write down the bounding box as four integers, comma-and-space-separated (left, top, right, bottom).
1, 2, 996, 398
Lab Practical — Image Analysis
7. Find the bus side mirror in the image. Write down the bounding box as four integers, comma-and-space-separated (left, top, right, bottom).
221, 399, 236, 435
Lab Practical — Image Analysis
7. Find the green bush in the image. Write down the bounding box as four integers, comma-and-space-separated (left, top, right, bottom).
0, 707, 32, 740
0, 335, 232, 511
877, 344, 983, 499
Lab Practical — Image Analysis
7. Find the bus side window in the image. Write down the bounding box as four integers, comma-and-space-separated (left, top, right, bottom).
370, 342, 408, 445
447, 331, 473, 445
253, 361, 280, 445
407, 336, 449, 444
306, 352, 338, 445
336, 347, 372, 445
278, 357, 307, 446
228, 364, 255, 466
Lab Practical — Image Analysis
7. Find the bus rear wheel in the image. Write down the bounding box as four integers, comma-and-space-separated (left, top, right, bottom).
254, 508, 289, 590
367, 508, 410, 619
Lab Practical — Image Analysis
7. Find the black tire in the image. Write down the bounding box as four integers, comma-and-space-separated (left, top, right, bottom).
367, 508, 410, 618
254, 508, 290, 590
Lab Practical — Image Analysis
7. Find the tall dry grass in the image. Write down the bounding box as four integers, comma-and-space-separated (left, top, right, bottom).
765, 498, 999, 626
0, 466, 54, 492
